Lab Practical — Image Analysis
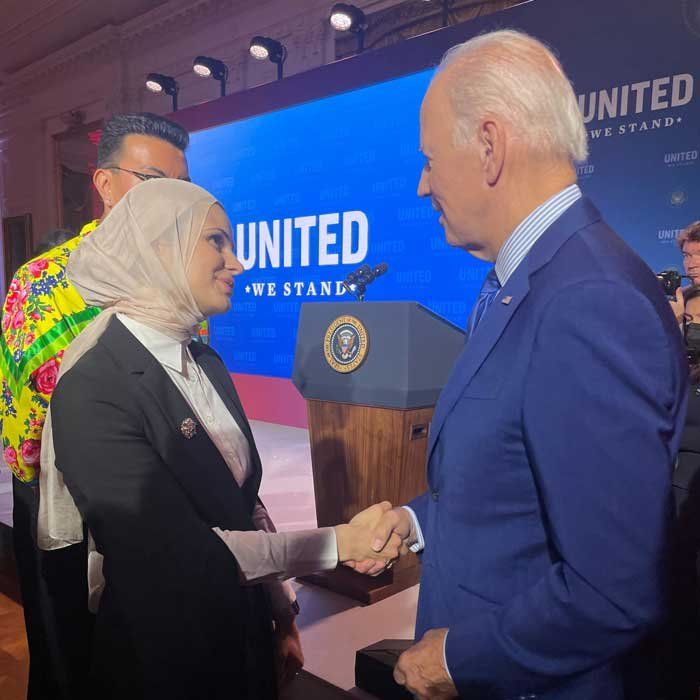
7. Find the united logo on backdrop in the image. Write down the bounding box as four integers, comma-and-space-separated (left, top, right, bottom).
324, 315, 369, 373
683, 0, 700, 37
671, 190, 688, 207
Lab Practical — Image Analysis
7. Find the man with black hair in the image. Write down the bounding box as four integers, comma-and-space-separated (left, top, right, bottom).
0, 112, 190, 699
93, 111, 190, 213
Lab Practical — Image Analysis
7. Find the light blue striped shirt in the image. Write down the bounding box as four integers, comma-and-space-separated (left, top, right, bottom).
494, 184, 582, 286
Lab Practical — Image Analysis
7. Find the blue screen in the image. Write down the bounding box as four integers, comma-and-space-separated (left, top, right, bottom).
189, 69, 489, 377
188, 0, 700, 378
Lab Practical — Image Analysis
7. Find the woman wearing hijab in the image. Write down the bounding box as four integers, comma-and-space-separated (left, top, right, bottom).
38, 179, 400, 700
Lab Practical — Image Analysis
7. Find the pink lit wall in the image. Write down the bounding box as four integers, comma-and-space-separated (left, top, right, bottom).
232, 374, 308, 428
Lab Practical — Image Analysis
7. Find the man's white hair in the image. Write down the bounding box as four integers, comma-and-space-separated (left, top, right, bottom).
437, 29, 588, 163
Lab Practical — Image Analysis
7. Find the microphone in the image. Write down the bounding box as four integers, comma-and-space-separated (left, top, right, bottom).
346, 265, 371, 284
341, 262, 389, 301
368, 263, 388, 283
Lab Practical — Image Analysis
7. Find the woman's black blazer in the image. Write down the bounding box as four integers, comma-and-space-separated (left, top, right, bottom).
51, 316, 276, 700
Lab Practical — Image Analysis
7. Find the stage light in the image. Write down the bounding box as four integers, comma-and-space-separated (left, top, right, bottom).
329, 3, 365, 31
145, 73, 179, 111
249, 36, 287, 80
193, 56, 228, 97
329, 4, 367, 52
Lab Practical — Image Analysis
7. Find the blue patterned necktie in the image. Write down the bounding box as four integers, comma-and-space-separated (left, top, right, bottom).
466, 268, 501, 338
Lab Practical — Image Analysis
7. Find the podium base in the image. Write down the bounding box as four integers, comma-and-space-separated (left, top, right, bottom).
298, 563, 420, 605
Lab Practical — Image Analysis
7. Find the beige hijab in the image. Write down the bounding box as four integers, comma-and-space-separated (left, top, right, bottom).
38, 178, 219, 551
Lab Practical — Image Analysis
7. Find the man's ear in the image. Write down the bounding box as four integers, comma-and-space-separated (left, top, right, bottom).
479, 119, 506, 187
92, 168, 113, 210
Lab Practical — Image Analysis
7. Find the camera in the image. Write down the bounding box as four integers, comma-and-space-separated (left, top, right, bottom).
657, 269, 682, 297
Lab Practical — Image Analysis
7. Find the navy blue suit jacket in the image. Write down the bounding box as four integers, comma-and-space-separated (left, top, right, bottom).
410, 198, 688, 699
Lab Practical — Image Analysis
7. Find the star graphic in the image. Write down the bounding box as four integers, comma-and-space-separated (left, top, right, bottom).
245, 285, 251, 293
677, 117, 683, 123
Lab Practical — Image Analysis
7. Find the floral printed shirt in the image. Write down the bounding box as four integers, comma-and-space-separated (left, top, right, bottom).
0, 221, 100, 483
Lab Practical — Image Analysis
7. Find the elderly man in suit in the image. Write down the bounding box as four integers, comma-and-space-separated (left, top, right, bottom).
358, 29, 688, 700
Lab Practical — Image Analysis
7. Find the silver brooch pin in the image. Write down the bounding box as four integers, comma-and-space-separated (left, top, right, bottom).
180, 417, 198, 439
501, 296, 513, 305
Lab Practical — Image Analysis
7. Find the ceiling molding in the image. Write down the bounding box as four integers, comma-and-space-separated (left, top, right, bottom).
0, 0, 243, 100
7, 24, 122, 84
2, 0, 89, 58
0, 0, 406, 109
119, 0, 238, 47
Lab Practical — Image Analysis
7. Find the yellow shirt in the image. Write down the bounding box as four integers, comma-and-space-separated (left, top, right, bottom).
1, 220, 100, 483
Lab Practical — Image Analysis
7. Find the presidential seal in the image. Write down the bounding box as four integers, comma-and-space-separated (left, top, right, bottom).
324, 315, 369, 373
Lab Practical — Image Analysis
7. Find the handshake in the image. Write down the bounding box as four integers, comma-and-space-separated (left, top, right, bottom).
333, 502, 416, 575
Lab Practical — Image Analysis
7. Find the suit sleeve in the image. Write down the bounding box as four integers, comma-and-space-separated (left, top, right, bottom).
50, 365, 249, 676
444, 280, 686, 696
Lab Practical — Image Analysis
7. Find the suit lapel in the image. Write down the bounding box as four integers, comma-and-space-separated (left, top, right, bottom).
427, 267, 530, 464
427, 197, 603, 467
103, 318, 257, 525
142, 360, 260, 525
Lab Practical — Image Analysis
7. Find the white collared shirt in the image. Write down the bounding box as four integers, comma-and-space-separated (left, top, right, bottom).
117, 315, 338, 613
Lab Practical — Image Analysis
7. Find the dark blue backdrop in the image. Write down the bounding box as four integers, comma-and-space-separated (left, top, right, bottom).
188, 0, 700, 378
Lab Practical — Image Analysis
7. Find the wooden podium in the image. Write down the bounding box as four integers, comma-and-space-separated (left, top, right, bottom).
292, 302, 464, 603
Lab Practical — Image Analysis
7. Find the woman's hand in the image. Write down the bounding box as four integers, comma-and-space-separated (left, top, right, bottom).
274, 616, 304, 688
334, 501, 405, 565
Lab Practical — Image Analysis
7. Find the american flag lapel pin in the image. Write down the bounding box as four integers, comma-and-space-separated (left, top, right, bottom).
180, 417, 198, 439
501, 295, 513, 305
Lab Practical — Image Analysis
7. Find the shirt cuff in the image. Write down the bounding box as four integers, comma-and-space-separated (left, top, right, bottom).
443, 629, 454, 682
326, 526, 340, 569
402, 505, 425, 553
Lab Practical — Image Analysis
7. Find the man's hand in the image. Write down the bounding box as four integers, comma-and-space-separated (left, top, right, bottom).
394, 628, 457, 700
274, 616, 304, 687
670, 286, 685, 325
344, 505, 414, 575
334, 501, 405, 566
